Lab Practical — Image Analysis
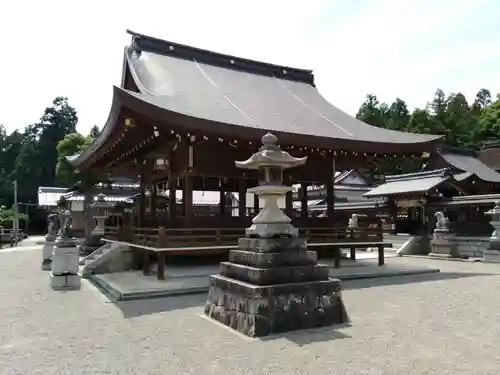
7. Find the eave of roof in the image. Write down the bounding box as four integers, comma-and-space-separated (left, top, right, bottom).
364, 168, 453, 198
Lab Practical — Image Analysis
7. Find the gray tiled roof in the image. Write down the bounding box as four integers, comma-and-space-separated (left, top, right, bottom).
437, 147, 500, 183
364, 169, 452, 198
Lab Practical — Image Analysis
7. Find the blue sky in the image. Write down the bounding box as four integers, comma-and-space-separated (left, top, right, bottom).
1, 0, 500, 135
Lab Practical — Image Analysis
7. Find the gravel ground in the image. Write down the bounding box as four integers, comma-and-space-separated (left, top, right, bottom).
1, 248, 500, 375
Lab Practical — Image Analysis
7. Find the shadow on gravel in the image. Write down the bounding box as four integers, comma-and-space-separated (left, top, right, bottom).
115, 293, 207, 318
113, 272, 495, 318
259, 322, 352, 346
343, 271, 495, 290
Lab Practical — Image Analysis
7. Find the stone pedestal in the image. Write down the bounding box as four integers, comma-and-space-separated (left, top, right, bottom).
50, 238, 81, 290
204, 237, 349, 337
483, 201, 500, 263
41, 235, 56, 271
429, 229, 458, 258
429, 212, 458, 258
483, 227, 500, 262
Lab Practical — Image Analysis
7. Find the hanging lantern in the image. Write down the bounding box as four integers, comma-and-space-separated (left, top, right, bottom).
154, 156, 169, 172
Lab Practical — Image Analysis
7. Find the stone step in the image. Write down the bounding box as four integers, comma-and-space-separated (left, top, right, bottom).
229, 249, 317, 268
219, 262, 329, 286
237, 237, 306, 253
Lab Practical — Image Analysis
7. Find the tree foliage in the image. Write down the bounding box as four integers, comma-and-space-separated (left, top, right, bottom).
0, 97, 98, 232
355, 88, 500, 175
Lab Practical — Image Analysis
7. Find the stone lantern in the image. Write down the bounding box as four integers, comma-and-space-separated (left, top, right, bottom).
79, 193, 112, 255
483, 201, 500, 262
204, 133, 350, 337
235, 132, 307, 238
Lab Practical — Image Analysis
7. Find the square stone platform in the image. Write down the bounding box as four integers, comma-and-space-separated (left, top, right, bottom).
90, 254, 440, 302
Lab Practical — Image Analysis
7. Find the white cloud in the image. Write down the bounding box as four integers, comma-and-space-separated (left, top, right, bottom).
0, 0, 499, 134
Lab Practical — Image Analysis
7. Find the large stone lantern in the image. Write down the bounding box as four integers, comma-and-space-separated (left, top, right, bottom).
235, 132, 307, 238
483, 201, 500, 262
204, 133, 349, 337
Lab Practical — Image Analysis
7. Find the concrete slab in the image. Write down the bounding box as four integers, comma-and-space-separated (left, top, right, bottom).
91, 257, 440, 301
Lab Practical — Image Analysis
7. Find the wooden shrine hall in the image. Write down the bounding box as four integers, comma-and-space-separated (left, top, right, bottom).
69, 30, 443, 233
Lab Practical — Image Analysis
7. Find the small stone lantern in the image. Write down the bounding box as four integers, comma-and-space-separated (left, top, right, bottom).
78, 193, 112, 256
483, 201, 500, 262
91, 193, 111, 237
235, 133, 307, 238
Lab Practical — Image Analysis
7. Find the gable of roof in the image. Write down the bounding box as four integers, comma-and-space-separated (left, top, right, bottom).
434, 146, 500, 183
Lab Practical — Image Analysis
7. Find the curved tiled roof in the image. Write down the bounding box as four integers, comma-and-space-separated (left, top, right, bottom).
71, 30, 443, 168
436, 146, 500, 183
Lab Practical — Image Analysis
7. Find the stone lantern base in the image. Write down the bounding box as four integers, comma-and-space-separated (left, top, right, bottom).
41, 234, 56, 270
204, 237, 349, 337
483, 234, 500, 262
50, 238, 81, 290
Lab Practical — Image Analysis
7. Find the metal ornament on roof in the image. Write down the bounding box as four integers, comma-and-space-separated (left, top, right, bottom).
235, 133, 307, 238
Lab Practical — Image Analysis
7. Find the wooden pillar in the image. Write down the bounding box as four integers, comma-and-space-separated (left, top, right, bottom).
139, 189, 146, 228
388, 197, 397, 234
168, 177, 176, 222
150, 184, 157, 216
183, 174, 193, 226
238, 178, 247, 217
325, 155, 335, 222
300, 182, 308, 218
253, 193, 259, 215
219, 180, 226, 216
284, 174, 293, 217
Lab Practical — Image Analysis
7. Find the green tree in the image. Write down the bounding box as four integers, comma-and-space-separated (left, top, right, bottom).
356, 94, 389, 127
10, 97, 79, 205
407, 108, 433, 134
386, 98, 410, 131
56, 132, 103, 237
477, 98, 500, 140
444, 93, 473, 147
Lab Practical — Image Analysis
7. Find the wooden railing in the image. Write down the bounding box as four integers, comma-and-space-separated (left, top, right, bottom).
104, 224, 383, 250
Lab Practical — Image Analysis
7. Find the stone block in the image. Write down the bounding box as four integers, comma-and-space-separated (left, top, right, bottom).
219, 262, 329, 285
53, 244, 79, 255
483, 250, 500, 262
204, 275, 349, 337
229, 249, 317, 268
42, 241, 55, 262
49, 273, 81, 290
41, 259, 52, 271
237, 237, 306, 253
51, 253, 79, 275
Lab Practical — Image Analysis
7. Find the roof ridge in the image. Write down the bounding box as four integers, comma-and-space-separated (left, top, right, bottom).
385, 168, 452, 182
126, 29, 315, 85
438, 145, 477, 157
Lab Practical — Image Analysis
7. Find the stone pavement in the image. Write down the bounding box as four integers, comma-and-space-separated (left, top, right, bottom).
91, 255, 438, 301
2, 246, 500, 374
